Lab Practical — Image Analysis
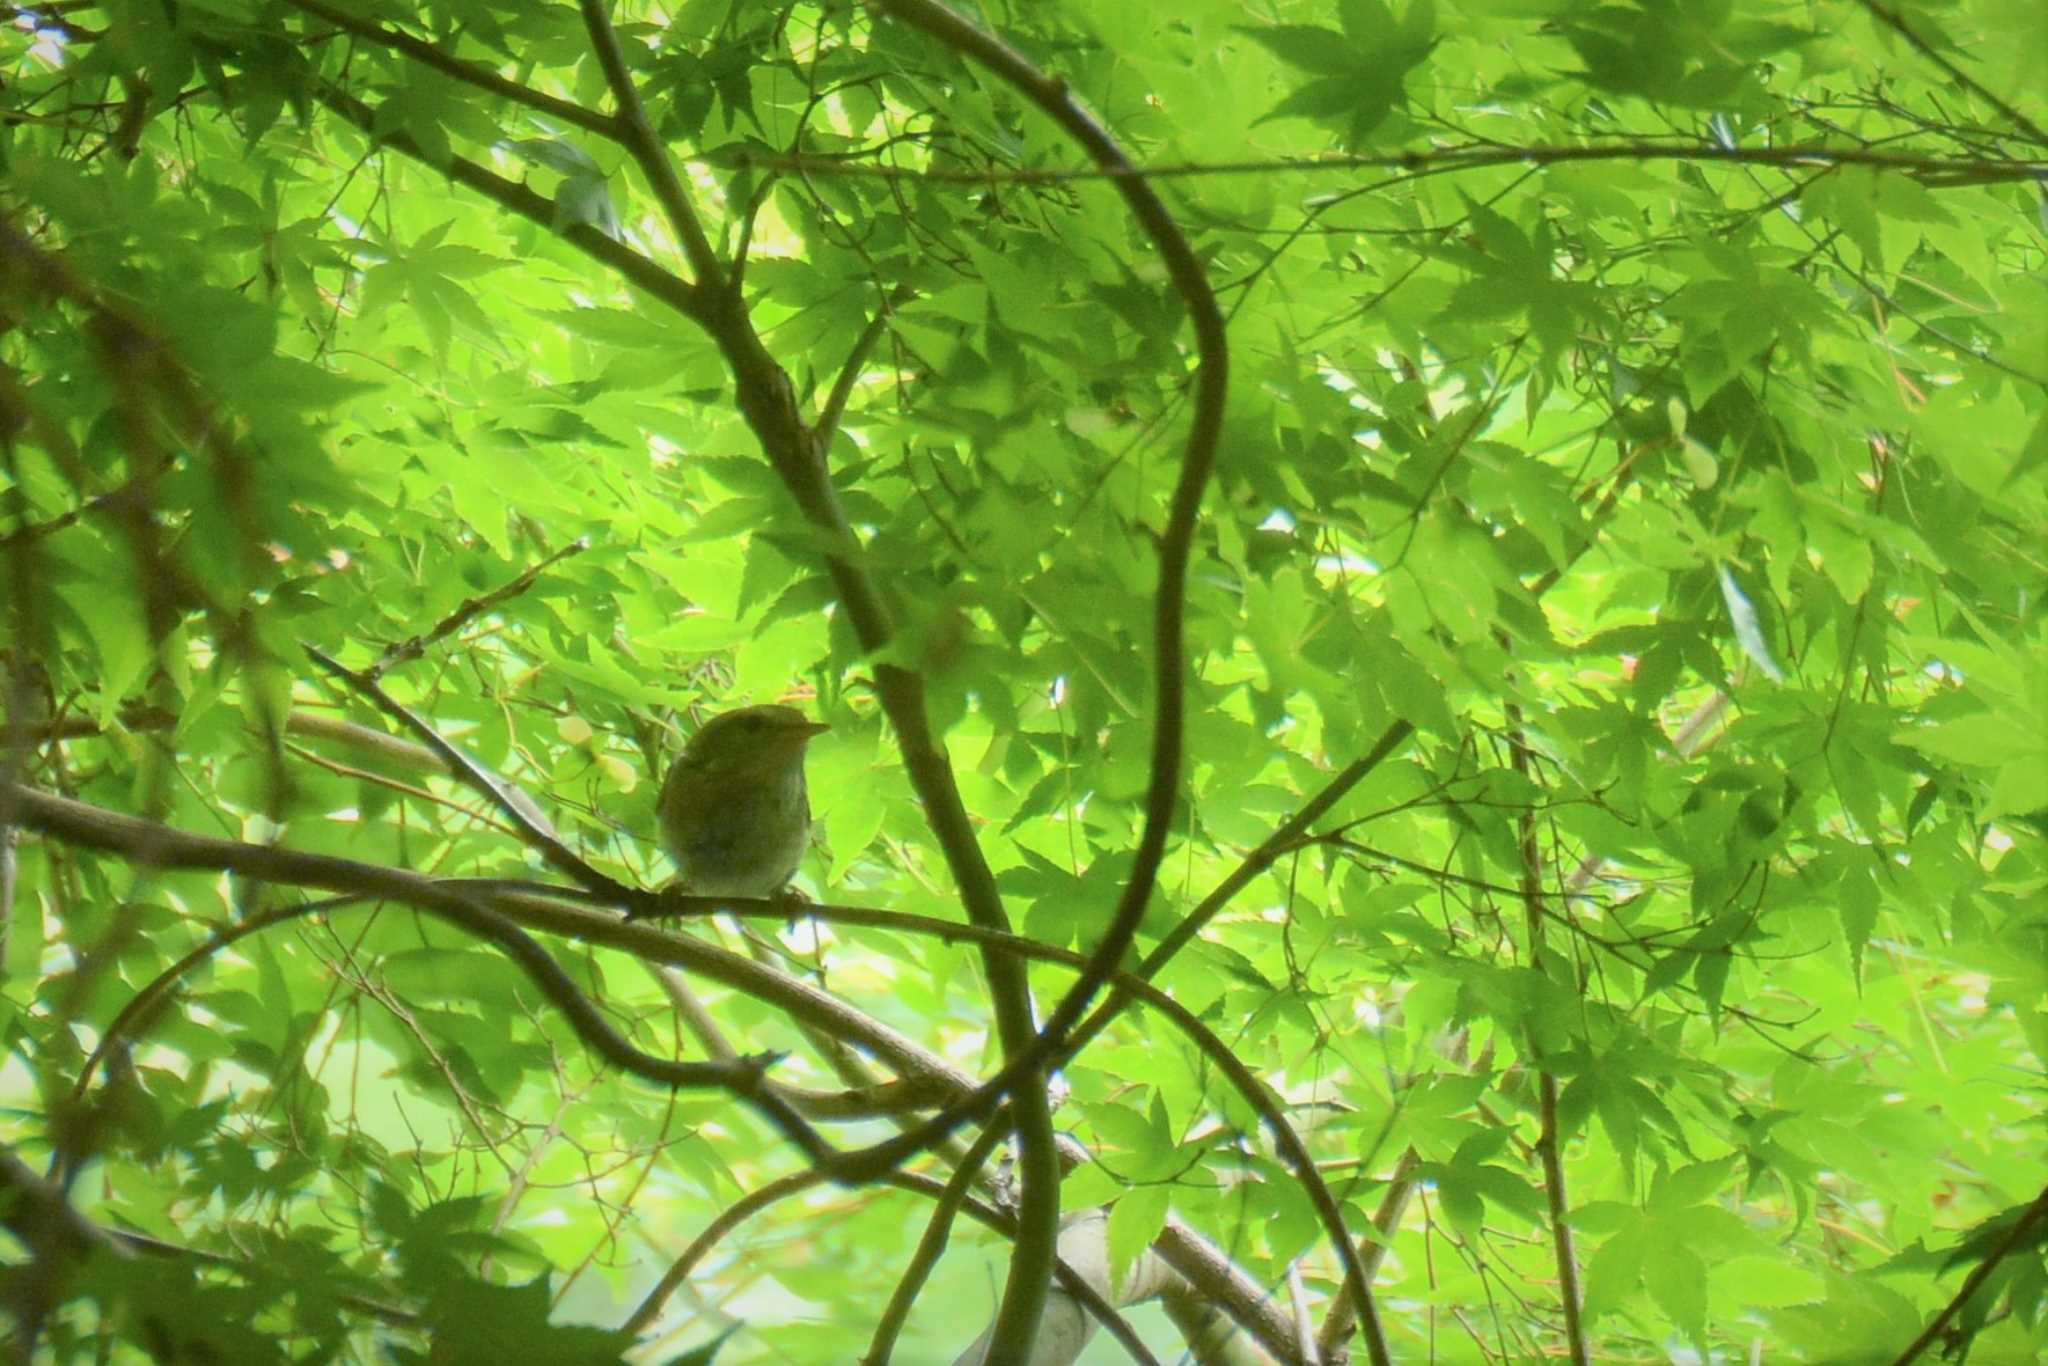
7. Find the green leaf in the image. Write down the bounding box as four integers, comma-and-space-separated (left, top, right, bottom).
1583, 1218, 1649, 1323
1642, 1240, 1709, 1346
6, 4, 2042, 1359
1107, 1186, 1171, 1295
1235, 24, 1361, 78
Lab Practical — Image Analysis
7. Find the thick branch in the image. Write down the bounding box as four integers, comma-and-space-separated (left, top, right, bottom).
856, 0, 1233, 1347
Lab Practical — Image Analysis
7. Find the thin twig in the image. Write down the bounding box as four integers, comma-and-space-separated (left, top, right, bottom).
816, 287, 911, 452
717, 139, 2047, 187
304, 644, 643, 907
10, 783, 840, 1167
1853, 1, 2048, 147
1891, 1183, 2048, 1365
369, 538, 589, 678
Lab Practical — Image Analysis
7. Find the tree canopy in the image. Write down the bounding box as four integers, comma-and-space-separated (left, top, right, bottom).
1, 0, 2044, 1362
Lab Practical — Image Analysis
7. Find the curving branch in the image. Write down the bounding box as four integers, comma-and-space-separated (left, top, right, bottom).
13, 778, 1314, 1361
864, 0, 1227, 1070
623, 1168, 822, 1335
829, 0, 1236, 1345
6, 782, 841, 1169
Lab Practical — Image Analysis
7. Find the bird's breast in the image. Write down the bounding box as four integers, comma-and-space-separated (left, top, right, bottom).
666, 767, 810, 898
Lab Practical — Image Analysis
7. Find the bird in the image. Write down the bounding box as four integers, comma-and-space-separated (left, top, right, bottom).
655, 704, 828, 901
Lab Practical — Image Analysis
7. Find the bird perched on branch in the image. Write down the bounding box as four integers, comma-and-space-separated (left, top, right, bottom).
656, 704, 828, 900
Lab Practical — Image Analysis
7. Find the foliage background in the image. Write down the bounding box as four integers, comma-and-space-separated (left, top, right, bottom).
1, 0, 2044, 1361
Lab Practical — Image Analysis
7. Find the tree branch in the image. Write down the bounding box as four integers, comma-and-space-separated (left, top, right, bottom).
13, 779, 1313, 1361
1853, 0, 2048, 148
1891, 1183, 2048, 1366
304, 77, 710, 316
1504, 703, 1588, 1364
718, 139, 2048, 187
282, 0, 617, 138
862, 1123, 1009, 1365
575, 0, 728, 288
4, 783, 843, 1169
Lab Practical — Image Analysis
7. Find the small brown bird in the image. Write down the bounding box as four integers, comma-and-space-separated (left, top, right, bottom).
657, 704, 828, 899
